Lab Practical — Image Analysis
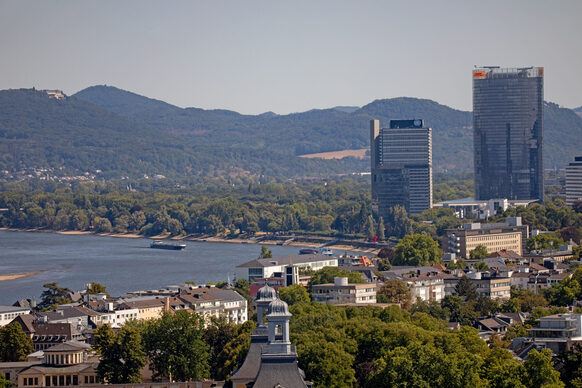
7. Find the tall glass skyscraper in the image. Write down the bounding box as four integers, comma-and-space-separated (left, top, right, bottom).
370, 119, 432, 216
473, 66, 544, 202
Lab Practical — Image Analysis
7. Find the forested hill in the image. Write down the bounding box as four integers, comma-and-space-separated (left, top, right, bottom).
0, 88, 364, 179
75, 85, 582, 171
2, 87, 581, 180
574, 106, 582, 118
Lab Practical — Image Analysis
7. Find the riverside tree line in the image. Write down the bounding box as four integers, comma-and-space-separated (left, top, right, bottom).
1, 178, 580, 242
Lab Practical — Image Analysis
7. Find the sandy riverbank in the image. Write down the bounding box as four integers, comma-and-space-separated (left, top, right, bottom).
0, 271, 43, 282
0, 228, 378, 255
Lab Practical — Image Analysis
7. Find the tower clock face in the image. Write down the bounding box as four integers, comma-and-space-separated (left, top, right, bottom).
413, 119, 422, 127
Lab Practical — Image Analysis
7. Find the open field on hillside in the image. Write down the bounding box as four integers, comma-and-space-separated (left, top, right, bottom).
299, 148, 368, 160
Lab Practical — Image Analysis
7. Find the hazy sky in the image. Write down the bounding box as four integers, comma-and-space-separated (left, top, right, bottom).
1, 0, 580, 114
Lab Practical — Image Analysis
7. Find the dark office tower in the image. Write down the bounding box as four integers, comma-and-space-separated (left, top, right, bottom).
473, 66, 544, 202
370, 119, 432, 217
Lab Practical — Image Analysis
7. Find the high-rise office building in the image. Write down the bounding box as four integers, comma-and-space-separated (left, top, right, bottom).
370, 119, 432, 217
473, 66, 544, 202
566, 156, 582, 207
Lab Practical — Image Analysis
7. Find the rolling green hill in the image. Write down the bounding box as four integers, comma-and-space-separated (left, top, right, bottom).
76, 86, 582, 172
2, 86, 581, 180
0, 88, 365, 179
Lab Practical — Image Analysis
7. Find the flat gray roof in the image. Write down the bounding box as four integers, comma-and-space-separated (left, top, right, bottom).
237, 254, 336, 268
0, 305, 30, 313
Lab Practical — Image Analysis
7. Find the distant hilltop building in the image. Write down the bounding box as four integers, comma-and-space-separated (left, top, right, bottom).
44, 90, 66, 100
370, 119, 432, 216
566, 156, 582, 207
473, 66, 544, 202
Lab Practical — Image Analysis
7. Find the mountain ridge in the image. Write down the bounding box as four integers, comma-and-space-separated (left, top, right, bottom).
1, 86, 581, 180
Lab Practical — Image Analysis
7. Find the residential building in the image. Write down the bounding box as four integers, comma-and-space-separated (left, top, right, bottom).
525, 245, 577, 263
36, 306, 97, 333
469, 273, 511, 300
0, 305, 31, 327
446, 217, 529, 258
311, 277, 377, 304
475, 313, 527, 339
12, 315, 85, 351
370, 119, 432, 216
235, 254, 338, 283
511, 272, 531, 289
566, 156, 582, 207
117, 298, 164, 321
473, 66, 544, 202
529, 314, 582, 354
400, 271, 447, 302
174, 286, 248, 324
527, 272, 569, 294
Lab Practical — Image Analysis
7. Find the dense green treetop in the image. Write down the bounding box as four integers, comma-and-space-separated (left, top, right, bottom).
0, 322, 34, 362
94, 324, 145, 384
278, 284, 311, 306
393, 234, 443, 266
142, 311, 210, 382
39, 282, 73, 309
470, 245, 489, 260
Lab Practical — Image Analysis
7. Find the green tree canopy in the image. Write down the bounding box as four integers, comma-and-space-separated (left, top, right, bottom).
377, 279, 412, 309
258, 245, 273, 259
0, 372, 10, 388
455, 276, 479, 301
94, 323, 145, 384
523, 349, 564, 388
527, 233, 565, 253
86, 282, 108, 296
143, 311, 209, 382
39, 282, 73, 309
470, 245, 489, 260
474, 261, 490, 272
278, 284, 310, 306
0, 322, 34, 362
393, 234, 443, 266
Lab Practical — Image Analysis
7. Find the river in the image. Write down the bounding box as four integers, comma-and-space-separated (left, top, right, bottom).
0, 230, 309, 305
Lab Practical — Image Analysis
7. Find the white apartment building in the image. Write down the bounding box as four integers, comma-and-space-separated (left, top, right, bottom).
311, 277, 377, 304
236, 254, 338, 283
0, 305, 31, 327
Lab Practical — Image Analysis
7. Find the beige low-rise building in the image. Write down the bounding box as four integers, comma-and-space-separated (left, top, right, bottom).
13, 341, 99, 387
311, 277, 376, 304
447, 217, 529, 259
118, 298, 164, 321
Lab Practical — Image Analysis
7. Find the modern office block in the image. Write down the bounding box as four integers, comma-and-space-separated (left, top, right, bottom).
371, 119, 432, 216
446, 217, 529, 258
566, 156, 582, 207
473, 66, 544, 202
